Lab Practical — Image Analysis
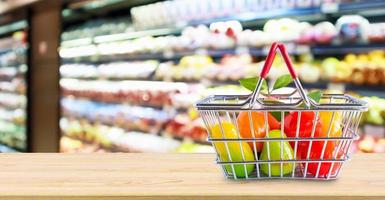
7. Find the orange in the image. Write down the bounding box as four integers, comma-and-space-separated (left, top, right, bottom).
237, 112, 266, 152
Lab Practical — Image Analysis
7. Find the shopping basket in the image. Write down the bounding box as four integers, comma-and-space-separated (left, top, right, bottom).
196, 42, 367, 180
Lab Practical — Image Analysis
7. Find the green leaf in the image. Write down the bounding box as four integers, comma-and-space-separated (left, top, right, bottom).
270, 111, 288, 121
273, 74, 293, 90
308, 90, 322, 103
239, 77, 268, 92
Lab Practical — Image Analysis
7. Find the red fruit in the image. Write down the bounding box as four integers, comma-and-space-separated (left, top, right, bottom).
307, 144, 343, 178
284, 111, 324, 158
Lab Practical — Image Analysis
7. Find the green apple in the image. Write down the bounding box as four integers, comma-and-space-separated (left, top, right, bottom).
260, 130, 294, 176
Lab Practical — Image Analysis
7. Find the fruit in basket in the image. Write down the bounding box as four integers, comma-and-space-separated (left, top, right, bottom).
237, 112, 266, 152
319, 111, 343, 137
210, 122, 255, 178
284, 111, 324, 158
307, 144, 343, 178
260, 130, 294, 176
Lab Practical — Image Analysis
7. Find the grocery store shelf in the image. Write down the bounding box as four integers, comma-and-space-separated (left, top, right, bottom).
94, 28, 182, 44
0, 46, 27, 55
0, 20, 27, 37
60, 95, 165, 110
61, 112, 165, 134
190, 7, 321, 27
61, 1, 385, 44
60, 43, 385, 63
338, 0, 385, 13
62, 0, 159, 23
312, 43, 385, 55
300, 81, 385, 98
61, 27, 182, 47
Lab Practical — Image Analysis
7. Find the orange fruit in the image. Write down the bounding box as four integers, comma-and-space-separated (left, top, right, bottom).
237, 112, 266, 152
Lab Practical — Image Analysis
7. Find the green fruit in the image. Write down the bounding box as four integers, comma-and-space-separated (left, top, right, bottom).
221, 143, 255, 178
210, 122, 255, 178
260, 130, 294, 176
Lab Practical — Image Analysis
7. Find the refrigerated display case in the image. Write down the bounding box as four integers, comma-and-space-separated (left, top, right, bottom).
59, 0, 385, 153
0, 20, 29, 152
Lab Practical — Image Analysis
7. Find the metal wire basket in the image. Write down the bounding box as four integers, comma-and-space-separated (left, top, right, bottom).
196, 43, 367, 180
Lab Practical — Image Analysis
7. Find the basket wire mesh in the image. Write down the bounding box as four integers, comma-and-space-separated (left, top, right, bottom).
196, 43, 367, 180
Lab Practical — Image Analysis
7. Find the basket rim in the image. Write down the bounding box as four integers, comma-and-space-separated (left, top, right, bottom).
195, 93, 368, 111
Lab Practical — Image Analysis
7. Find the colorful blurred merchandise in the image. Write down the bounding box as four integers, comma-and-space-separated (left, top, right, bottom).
0, 108, 25, 125
60, 15, 385, 60
61, 17, 132, 41
130, 0, 330, 29
321, 51, 385, 85
164, 113, 207, 144
0, 30, 28, 152
60, 136, 111, 153
360, 96, 385, 125
176, 141, 215, 153
155, 54, 258, 82
60, 79, 188, 107
60, 118, 181, 153
54, 0, 385, 154
61, 98, 174, 133
358, 135, 385, 153
0, 120, 26, 150
60, 60, 158, 80
0, 93, 26, 109
0, 78, 26, 94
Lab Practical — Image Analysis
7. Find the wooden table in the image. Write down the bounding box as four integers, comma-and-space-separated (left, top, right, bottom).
0, 153, 384, 200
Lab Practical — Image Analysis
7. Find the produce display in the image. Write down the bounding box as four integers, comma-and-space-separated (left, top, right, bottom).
60, 118, 181, 153
60, 79, 188, 107
358, 135, 385, 153
61, 17, 132, 41
0, 120, 26, 150
130, 0, 332, 29
60, 61, 158, 80
360, 96, 385, 125
59, 0, 385, 154
60, 16, 385, 60
164, 113, 207, 144
0, 31, 28, 152
61, 98, 174, 133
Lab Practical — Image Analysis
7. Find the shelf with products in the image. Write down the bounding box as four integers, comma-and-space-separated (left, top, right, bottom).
61, 0, 385, 43
60, 136, 113, 153
60, 117, 183, 153
60, 79, 190, 108
0, 20, 27, 37
60, 15, 385, 63
58, 0, 385, 153
0, 120, 26, 151
60, 51, 385, 95
61, 97, 175, 134
0, 25, 29, 152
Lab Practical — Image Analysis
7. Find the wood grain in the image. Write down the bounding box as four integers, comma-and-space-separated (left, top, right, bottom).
0, 153, 384, 200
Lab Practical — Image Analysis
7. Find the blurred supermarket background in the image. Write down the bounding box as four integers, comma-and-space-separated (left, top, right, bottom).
0, 0, 385, 153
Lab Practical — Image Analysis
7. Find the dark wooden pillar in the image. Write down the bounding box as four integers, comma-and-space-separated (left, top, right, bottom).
29, 1, 61, 152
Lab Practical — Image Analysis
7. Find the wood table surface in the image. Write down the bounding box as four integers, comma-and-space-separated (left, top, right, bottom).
0, 153, 384, 200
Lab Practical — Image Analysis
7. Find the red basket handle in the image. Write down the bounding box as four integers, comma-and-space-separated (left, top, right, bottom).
260, 42, 297, 79
249, 42, 311, 108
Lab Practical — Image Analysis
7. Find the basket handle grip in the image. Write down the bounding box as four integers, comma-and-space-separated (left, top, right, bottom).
250, 42, 311, 108
260, 42, 297, 79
